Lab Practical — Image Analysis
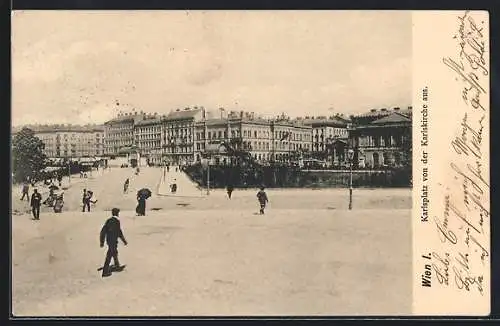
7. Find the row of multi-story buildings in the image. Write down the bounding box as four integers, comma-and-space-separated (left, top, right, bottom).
102, 106, 411, 168
12, 124, 105, 159
12, 105, 412, 169
103, 107, 318, 166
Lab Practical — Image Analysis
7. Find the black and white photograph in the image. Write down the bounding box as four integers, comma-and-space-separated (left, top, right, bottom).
11, 10, 415, 316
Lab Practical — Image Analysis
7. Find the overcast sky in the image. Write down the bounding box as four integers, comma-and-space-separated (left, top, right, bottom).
12, 10, 411, 126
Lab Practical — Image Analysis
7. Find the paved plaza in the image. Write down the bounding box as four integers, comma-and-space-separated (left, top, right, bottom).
12, 167, 412, 316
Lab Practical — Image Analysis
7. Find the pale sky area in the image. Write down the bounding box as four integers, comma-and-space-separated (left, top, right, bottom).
12, 10, 411, 126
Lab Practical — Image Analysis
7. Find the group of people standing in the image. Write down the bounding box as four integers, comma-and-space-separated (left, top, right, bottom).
20, 179, 65, 220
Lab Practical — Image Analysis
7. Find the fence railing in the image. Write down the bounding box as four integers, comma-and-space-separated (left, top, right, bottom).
184, 164, 412, 189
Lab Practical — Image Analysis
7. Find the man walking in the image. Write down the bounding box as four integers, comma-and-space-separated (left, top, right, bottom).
82, 188, 91, 212
21, 180, 30, 201
99, 208, 128, 277
123, 178, 130, 194
226, 183, 234, 199
30, 189, 42, 220
257, 186, 269, 215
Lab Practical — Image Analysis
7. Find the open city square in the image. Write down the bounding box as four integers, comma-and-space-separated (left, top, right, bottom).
12, 11, 413, 316
12, 166, 411, 316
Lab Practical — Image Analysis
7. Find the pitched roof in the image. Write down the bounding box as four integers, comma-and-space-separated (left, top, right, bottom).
135, 117, 162, 126
12, 124, 104, 133
302, 117, 347, 128
105, 115, 139, 124
371, 112, 411, 124
165, 108, 203, 121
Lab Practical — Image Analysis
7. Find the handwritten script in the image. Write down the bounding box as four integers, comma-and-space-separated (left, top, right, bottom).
436, 10, 489, 297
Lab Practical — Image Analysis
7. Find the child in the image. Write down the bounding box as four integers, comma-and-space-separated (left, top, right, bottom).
88, 190, 98, 204
256, 186, 269, 215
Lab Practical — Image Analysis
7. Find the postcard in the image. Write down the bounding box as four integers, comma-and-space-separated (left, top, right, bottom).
10, 10, 490, 317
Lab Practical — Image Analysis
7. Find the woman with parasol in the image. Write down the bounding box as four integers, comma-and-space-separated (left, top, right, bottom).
136, 188, 151, 216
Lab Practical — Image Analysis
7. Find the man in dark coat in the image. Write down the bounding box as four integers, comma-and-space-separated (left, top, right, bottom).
136, 192, 147, 216
82, 188, 91, 212
99, 208, 128, 277
30, 189, 42, 220
226, 183, 234, 199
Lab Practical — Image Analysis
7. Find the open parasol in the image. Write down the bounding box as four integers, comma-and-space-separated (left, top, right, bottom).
137, 188, 152, 199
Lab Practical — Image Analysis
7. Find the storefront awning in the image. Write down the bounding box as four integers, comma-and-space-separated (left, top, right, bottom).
42, 167, 62, 172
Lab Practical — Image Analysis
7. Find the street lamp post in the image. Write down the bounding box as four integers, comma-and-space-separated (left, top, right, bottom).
348, 148, 354, 210
207, 157, 210, 195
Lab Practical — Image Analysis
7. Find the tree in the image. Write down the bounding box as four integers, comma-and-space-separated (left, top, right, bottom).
12, 127, 47, 183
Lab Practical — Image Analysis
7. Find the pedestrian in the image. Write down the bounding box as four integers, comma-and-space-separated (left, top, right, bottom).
43, 189, 56, 207
21, 180, 30, 201
123, 178, 130, 194
166, 165, 170, 172
136, 192, 147, 216
170, 179, 177, 194
57, 173, 63, 187
99, 207, 128, 277
82, 188, 91, 212
226, 184, 234, 199
53, 193, 64, 213
257, 186, 269, 215
30, 189, 42, 220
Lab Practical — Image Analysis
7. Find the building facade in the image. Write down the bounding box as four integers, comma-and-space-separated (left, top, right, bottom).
15, 124, 105, 159
270, 120, 312, 163
162, 107, 204, 165
104, 112, 144, 156
134, 115, 163, 165
349, 107, 412, 168
193, 111, 312, 165
301, 116, 349, 165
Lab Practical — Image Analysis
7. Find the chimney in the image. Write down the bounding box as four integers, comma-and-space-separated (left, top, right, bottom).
194, 106, 198, 110
381, 108, 387, 112
176, 108, 180, 112
394, 107, 400, 111
185, 107, 190, 111
408, 106, 413, 110
370, 109, 377, 113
